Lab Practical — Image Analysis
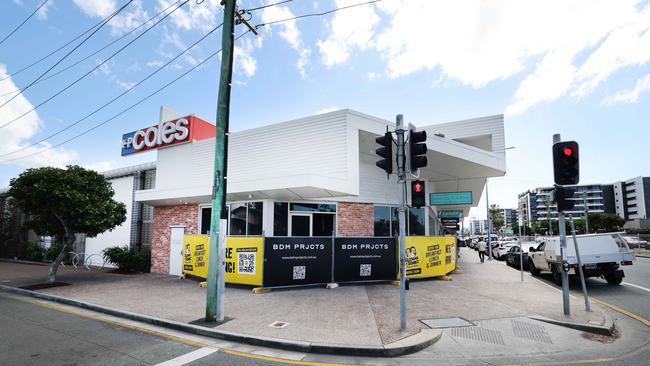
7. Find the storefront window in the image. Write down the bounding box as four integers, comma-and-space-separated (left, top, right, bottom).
199, 206, 230, 235
229, 203, 247, 235
289, 203, 336, 213
273, 202, 288, 236
247, 202, 263, 235
374, 206, 391, 236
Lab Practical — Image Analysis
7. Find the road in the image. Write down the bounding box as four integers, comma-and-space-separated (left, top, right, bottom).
0, 292, 287, 366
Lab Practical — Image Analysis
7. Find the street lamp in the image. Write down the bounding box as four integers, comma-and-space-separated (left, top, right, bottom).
486, 146, 515, 260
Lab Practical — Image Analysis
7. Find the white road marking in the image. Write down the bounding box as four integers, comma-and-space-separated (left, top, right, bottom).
154, 347, 218, 366
623, 282, 650, 294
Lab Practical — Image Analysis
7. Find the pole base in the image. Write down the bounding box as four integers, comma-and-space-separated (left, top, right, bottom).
326, 283, 339, 289
252, 287, 271, 294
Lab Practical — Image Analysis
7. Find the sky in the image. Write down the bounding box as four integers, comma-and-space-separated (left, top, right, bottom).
0, 0, 649, 223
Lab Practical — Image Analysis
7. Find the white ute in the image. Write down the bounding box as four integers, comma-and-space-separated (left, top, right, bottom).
527, 233, 635, 285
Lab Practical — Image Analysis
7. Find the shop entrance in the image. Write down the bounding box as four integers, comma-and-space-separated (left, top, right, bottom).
289, 212, 334, 237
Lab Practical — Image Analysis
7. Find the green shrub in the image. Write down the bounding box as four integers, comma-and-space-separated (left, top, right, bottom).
0, 241, 45, 261
102, 246, 150, 273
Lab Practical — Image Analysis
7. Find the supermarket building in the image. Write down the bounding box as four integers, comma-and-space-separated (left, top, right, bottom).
81, 107, 507, 275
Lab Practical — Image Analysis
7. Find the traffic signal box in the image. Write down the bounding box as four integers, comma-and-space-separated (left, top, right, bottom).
411, 180, 426, 208
553, 141, 579, 185
552, 185, 576, 212
409, 129, 428, 175
375, 132, 393, 175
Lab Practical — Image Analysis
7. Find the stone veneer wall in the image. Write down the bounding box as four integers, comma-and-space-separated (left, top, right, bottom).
337, 202, 374, 237
151, 204, 199, 274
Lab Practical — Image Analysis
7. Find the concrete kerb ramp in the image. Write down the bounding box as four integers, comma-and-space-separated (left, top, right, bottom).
0, 285, 441, 357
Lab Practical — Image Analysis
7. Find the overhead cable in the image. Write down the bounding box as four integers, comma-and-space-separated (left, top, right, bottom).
1, 30, 253, 164
0, 0, 134, 110
0, 0, 50, 46
0, 0, 190, 130
0, 22, 224, 158
0, 0, 183, 95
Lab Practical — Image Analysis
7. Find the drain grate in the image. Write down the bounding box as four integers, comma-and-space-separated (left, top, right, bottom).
511, 320, 553, 344
451, 326, 505, 345
420, 317, 474, 329
268, 321, 289, 329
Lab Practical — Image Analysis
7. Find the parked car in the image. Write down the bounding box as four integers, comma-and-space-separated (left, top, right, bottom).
622, 236, 648, 249
505, 245, 528, 269
492, 241, 517, 260
528, 233, 635, 285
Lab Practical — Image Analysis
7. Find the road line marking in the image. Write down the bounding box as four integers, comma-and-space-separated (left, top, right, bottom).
154, 347, 217, 366
13, 296, 209, 348
586, 295, 650, 327
222, 349, 351, 366
623, 282, 650, 293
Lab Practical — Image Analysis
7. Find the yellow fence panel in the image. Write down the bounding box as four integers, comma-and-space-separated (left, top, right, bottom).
182, 235, 264, 287
401, 236, 456, 279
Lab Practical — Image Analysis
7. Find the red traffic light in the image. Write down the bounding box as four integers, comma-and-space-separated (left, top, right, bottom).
563, 147, 573, 157
414, 182, 423, 193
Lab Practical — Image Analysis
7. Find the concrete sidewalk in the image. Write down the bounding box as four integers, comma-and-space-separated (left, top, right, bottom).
0, 248, 611, 353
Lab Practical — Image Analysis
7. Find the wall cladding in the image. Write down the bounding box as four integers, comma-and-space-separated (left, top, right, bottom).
151, 204, 198, 274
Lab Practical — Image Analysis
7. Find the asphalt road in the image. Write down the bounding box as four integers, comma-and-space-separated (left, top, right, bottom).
0, 292, 287, 366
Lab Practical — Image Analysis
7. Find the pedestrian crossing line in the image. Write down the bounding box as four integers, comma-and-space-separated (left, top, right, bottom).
222, 349, 351, 366
154, 347, 217, 366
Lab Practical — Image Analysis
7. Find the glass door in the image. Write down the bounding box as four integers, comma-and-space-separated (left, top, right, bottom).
290, 214, 311, 236
312, 213, 334, 237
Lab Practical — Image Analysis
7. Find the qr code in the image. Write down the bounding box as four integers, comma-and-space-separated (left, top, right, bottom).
360, 264, 372, 277
293, 266, 306, 280
238, 252, 255, 274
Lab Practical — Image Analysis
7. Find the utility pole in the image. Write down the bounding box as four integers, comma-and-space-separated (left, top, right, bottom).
553, 134, 570, 317
396, 114, 407, 332
486, 180, 493, 260
205, 0, 236, 322
583, 192, 589, 234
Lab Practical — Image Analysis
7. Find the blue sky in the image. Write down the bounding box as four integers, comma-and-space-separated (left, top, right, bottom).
0, 0, 649, 221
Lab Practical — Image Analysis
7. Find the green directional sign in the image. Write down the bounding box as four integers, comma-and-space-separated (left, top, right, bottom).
429, 191, 473, 206
439, 210, 464, 218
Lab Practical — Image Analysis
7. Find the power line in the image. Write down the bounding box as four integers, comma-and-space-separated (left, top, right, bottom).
0, 0, 134, 111
244, 0, 295, 12
1, 30, 253, 164
0, 22, 224, 158
0, 0, 184, 98
254, 0, 383, 27
0, 0, 190, 130
0, 0, 50, 46
0, 5, 126, 83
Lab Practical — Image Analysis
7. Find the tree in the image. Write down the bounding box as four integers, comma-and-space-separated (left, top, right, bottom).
588, 212, 625, 233
489, 204, 504, 232
8, 166, 126, 283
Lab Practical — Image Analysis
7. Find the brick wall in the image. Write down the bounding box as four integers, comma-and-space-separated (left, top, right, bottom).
337, 202, 374, 237
151, 204, 199, 274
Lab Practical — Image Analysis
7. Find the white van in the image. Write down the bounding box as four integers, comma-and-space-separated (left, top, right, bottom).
529, 233, 635, 285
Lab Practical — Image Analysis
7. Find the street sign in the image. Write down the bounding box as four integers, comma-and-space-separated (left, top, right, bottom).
439, 210, 463, 218
441, 218, 460, 228
430, 191, 473, 206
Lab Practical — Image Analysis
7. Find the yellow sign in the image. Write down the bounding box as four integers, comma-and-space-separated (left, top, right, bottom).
224, 237, 264, 287
401, 236, 456, 279
182, 235, 263, 287
183, 235, 209, 278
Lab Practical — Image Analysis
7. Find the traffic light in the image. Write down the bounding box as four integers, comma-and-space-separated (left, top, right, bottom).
551, 186, 576, 212
553, 141, 579, 185
375, 131, 393, 175
409, 127, 427, 174
411, 180, 426, 208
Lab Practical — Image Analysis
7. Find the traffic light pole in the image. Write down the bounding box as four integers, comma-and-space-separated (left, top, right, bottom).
206, 0, 236, 322
486, 180, 492, 260
396, 114, 407, 332
553, 134, 570, 317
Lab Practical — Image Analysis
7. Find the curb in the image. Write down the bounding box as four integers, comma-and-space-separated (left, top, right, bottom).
0, 258, 49, 266
0, 285, 440, 357
529, 313, 614, 336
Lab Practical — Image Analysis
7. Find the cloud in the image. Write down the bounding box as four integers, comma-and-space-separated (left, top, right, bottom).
0, 63, 78, 168
316, 0, 380, 67
261, 4, 312, 77
36, 0, 53, 20
311, 0, 650, 115
73, 0, 149, 36
156, 0, 221, 32
316, 106, 339, 114
604, 73, 650, 104
234, 36, 260, 78
146, 60, 165, 67
84, 160, 118, 172
94, 59, 135, 91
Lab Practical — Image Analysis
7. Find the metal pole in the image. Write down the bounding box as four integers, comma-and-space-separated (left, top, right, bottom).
206, 0, 236, 322
559, 212, 570, 316
486, 180, 493, 260
569, 215, 591, 312
396, 114, 407, 331
583, 192, 589, 234
519, 217, 523, 282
